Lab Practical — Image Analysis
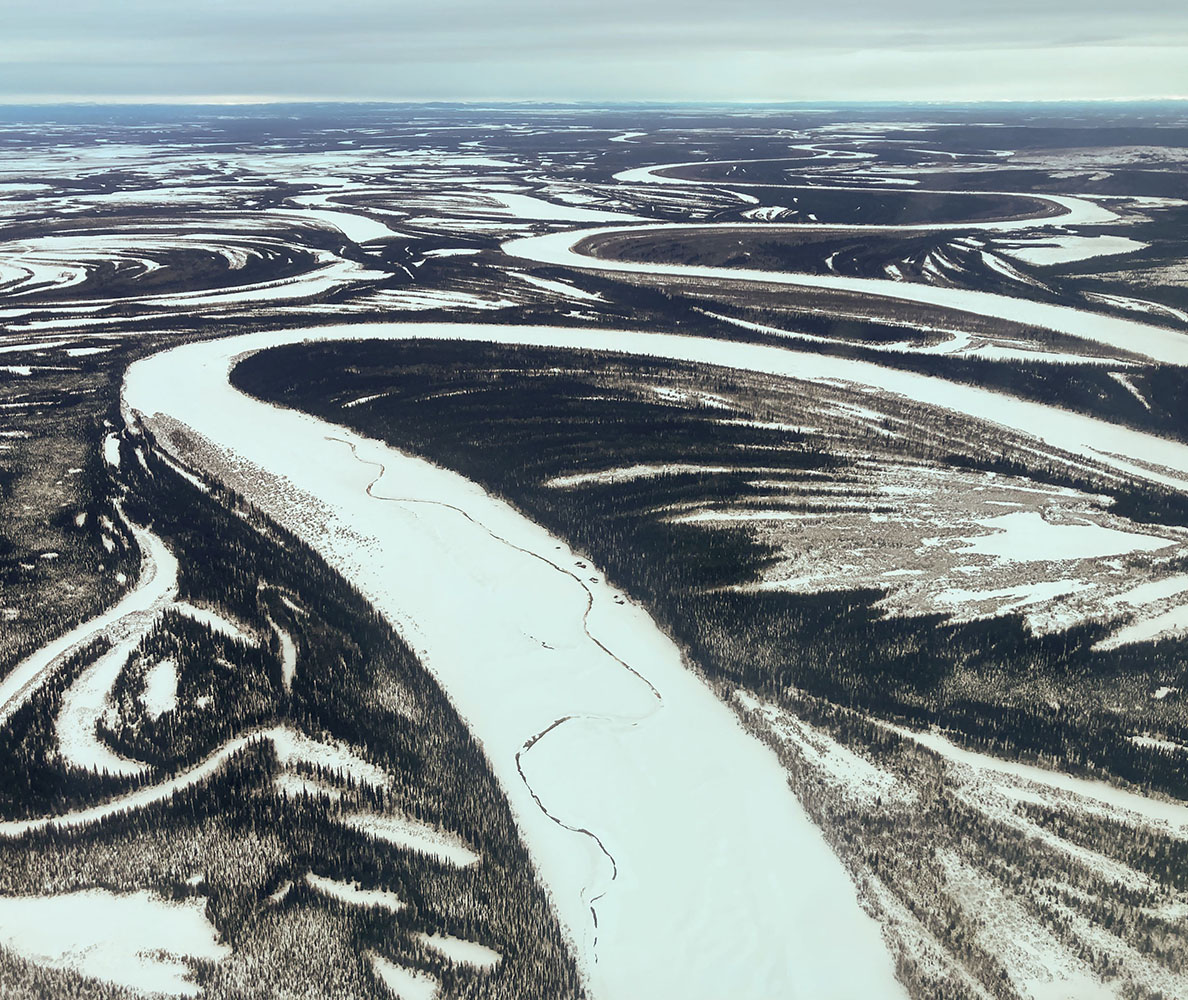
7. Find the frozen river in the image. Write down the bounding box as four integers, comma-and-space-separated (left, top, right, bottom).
124, 324, 911, 1000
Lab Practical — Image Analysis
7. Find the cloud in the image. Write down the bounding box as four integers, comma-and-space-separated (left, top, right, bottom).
1, 0, 1185, 100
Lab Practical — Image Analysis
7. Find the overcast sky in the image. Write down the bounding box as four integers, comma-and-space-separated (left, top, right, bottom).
2, 0, 1185, 103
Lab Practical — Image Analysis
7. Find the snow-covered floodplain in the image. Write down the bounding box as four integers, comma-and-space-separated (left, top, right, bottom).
0, 889, 228, 997
611, 159, 1121, 230
503, 226, 1188, 366
125, 326, 907, 1000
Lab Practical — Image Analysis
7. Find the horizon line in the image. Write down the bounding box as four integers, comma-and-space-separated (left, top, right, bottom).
1, 96, 1187, 109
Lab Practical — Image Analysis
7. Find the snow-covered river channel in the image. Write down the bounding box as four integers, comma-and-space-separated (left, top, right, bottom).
124, 324, 909, 1000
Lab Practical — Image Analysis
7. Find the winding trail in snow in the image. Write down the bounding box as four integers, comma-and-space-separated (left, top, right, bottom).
327, 433, 663, 951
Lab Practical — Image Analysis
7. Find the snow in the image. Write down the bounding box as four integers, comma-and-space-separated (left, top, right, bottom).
736, 691, 908, 805
545, 464, 744, 488
515, 272, 604, 302
1096, 603, 1188, 650
125, 326, 908, 1000
1104, 574, 1188, 608
478, 190, 647, 223
504, 226, 1188, 367
265, 207, 403, 244
0, 889, 229, 997
272, 772, 344, 800
936, 851, 1113, 1000
368, 953, 439, 1000
998, 234, 1147, 266
141, 658, 178, 720
172, 601, 258, 645
669, 509, 817, 524
0, 514, 178, 728
268, 728, 389, 789
340, 812, 480, 867
0, 725, 379, 839
422, 248, 482, 258
414, 932, 501, 969
1109, 371, 1151, 410
934, 580, 1096, 616
257, 324, 1188, 496
304, 873, 405, 912
951, 511, 1175, 563
102, 432, 121, 467
885, 723, 1188, 833
268, 616, 297, 690
611, 159, 1118, 230
56, 635, 149, 776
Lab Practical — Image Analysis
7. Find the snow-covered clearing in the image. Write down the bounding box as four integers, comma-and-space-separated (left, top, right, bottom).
339, 812, 480, 867
172, 601, 258, 645
514, 272, 604, 302
545, 463, 750, 489
414, 932, 501, 969
0, 725, 380, 839
478, 190, 647, 223
304, 873, 405, 912
141, 658, 178, 720
265, 206, 404, 244
368, 952, 439, 1000
735, 691, 909, 806
950, 510, 1174, 563
125, 326, 907, 1000
936, 851, 1114, 1000
268, 727, 389, 789
102, 431, 121, 467
998, 234, 1147, 266
267, 615, 297, 690
1108, 371, 1151, 410
611, 160, 1118, 230
1096, 602, 1188, 650
0, 889, 228, 997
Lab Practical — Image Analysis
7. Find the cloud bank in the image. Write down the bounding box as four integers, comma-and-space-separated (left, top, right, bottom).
2, 0, 1185, 102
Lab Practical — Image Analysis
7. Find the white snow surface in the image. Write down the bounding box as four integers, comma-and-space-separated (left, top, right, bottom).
55, 635, 150, 776
141, 658, 178, 720
340, 812, 480, 867
414, 932, 501, 969
304, 873, 405, 912
998, 234, 1148, 266
172, 601, 258, 645
0, 889, 229, 997
952, 511, 1175, 563
124, 325, 907, 1000
368, 952, 439, 1000
479, 190, 647, 223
